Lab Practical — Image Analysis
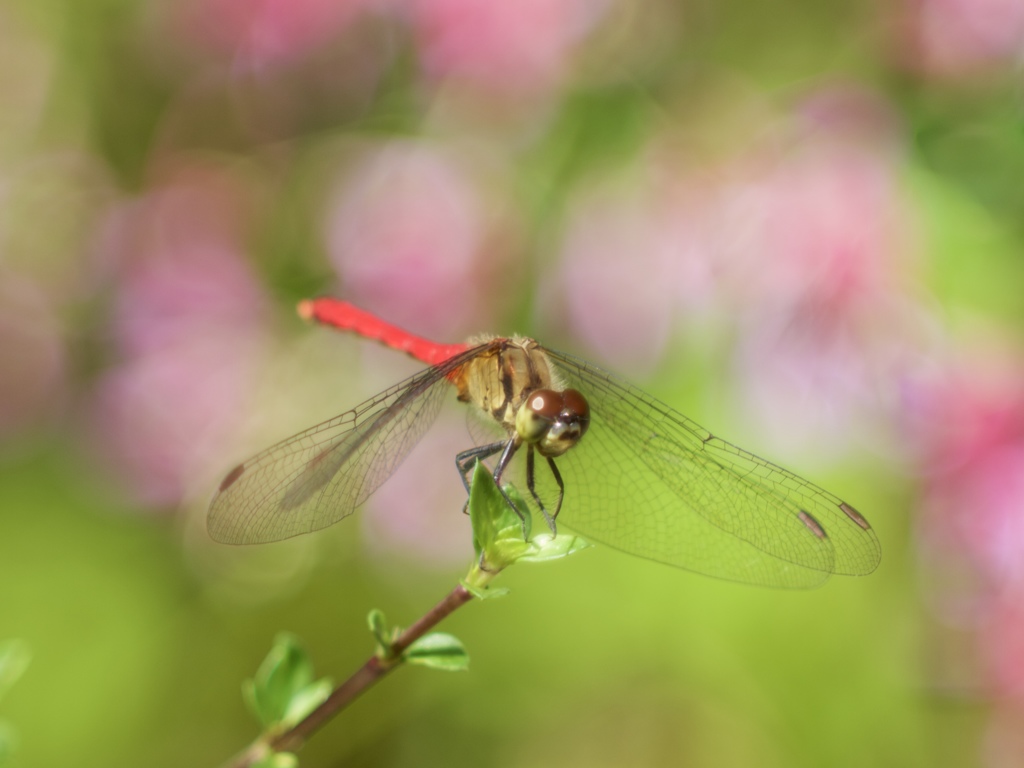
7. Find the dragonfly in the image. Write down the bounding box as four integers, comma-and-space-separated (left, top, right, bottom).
208, 298, 881, 588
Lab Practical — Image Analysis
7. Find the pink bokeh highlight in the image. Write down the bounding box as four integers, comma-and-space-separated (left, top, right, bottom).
172, 0, 369, 69
911, 356, 1024, 596
324, 141, 518, 342
551, 86, 926, 458
551, 180, 702, 373
721, 112, 910, 314
907, 349, 1024, 703
91, 162, 270, 507
892, 0, 1024, 79
407, 0, 603, 94
716, 90, 926, 456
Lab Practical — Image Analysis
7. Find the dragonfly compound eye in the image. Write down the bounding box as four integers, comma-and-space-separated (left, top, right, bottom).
561, 388, 590, 437
516, 389, 562, 443
533, 388, 590, 458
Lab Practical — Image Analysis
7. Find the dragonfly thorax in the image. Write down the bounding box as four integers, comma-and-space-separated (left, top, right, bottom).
451, 337, 591, 457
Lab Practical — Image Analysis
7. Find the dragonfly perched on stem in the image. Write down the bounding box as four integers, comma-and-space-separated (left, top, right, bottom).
208, 298, 881, 588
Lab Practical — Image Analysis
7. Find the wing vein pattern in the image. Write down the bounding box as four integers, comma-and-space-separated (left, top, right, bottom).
542, 348, 881, 588
208, 346, 485, 544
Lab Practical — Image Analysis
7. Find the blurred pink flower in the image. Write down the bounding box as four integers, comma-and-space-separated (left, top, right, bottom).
324, 141, 517, 341
723, 134, 907, 312
549, 181, 702, 373
407, 0, 602, 93
0, 272, 67, 438
714, 89, 926, 456
892, 0, 1024, 78
173, 0, 368, 68
546, 85, 926, 451
92, 162, 270, 507
910, 356, 1024, 593
94, 334, 263, 507
906, 349, 1024, 703
732, 297, 912, 459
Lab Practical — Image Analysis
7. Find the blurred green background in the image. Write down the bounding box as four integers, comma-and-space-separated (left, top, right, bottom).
2, 0, 1024, 766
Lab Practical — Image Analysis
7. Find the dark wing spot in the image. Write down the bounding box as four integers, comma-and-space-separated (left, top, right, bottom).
218, 463, 245, 492
798, 509, 827, 540
839, 502, 872, 531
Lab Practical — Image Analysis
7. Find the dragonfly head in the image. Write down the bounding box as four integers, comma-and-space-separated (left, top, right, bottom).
516, 388, 590, 457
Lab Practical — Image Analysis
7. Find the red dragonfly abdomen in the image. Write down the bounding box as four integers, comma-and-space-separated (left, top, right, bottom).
298, 298, 469, 367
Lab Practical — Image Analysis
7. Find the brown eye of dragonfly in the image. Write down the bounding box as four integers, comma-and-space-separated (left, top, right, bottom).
516, 389, 562, 442
561, 388, 590, 437
514, 387, 591, 458
528, 389, 563, 420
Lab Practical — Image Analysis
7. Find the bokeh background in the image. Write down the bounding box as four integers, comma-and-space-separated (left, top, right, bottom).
2, 0, 1024, 766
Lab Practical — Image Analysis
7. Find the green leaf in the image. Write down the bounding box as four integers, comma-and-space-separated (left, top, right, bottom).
500, 484, 533, 540
464, 460, 590, 581
516, 532, 592, 563
244, 633, 330, 728
467, 461, 533, 567
404, 633, 469, 671
367, 609, 389, 649
0, 640, 30, 703
468, 460, 504, 557
283, 680, 333, 725
469, 461, 533, 551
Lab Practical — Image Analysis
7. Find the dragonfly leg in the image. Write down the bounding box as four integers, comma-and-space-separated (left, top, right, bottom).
456, 438, 532, 540
456, 441, 507, 517
456, 441, 507, 493
547, 455, 564, 531
456, 438, 527, 534
526, 447, 558, 535
491, 438, 530, 537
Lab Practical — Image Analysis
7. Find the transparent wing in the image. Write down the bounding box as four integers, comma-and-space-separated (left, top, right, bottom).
208, 346, 484, 544
541, 347, 882, 588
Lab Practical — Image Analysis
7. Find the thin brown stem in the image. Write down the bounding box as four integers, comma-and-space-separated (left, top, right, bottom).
223, 582, 475, 768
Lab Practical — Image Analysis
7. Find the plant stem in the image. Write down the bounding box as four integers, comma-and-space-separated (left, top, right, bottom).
223, 582, 476, 768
